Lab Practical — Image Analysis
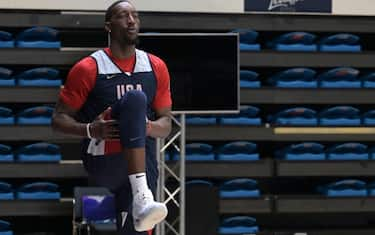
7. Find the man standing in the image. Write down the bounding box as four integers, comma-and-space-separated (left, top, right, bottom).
52, 1, 172, 234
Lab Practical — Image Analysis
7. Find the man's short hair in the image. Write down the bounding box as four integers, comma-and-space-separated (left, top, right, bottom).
105, 0, 129, 22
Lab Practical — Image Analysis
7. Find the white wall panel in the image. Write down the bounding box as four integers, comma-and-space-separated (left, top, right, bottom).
0, 0, 243, 13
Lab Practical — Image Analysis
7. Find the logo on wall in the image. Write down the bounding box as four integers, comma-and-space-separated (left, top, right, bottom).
245, 0, 332, 13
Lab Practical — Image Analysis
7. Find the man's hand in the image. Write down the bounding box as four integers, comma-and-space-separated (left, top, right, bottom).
89, 107, 120, 139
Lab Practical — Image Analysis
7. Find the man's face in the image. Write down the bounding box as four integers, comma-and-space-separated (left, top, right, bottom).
108, 2, 140, 45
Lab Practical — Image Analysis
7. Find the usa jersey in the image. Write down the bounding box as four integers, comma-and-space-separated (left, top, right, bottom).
60, 48, 172, 157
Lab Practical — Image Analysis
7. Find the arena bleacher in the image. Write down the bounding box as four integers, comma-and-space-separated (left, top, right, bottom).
1, 1, 375, 235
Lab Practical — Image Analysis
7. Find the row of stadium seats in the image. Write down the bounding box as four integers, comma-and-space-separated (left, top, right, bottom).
241, 67, 375, 88
189, 178, 375, 198
0, 106, 53, 125
233, 29, 362, 52
0, 181, 60, 200
0, 67, 61, 87
218, 216, 259, 235
0, 220, 12, 235
0, 143, 60, 162
187, 105, 375, 126
0, 27, 60, 48
168, 142, 375, 161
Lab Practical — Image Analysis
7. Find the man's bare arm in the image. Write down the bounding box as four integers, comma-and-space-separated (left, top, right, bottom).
52, 99, 119, 139
147, 107, 172, 139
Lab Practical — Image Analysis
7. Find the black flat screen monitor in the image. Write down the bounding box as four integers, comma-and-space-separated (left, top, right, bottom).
138, 33, 239, 114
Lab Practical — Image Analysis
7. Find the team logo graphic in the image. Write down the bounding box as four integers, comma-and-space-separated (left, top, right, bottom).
268, 0, 304, 10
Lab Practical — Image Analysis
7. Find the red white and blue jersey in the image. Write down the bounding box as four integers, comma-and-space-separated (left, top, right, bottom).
59, 48, 172, 156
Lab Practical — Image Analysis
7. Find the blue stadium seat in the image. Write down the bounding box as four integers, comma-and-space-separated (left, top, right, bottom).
0, 220, 13, 235
268, 68, 317, 88
175, 143, 215, 161
16, 142, 61, 162
268, 32, 317, 51
319, 33, 361, 52
0, 31, 14, 48
219, 105, 261, 126
219, 178, 260, 198
269, 107, 318, 126
82, 195, 116, 223
15, 26, 61, 48
217, 141, 259, 161
17, 67, 62, 87
240, 70, 260, 88
369, 147, 375, 160
0, 182, 14, 200
361, 72, 375, 88
319, 106, 361, 126
0, 144, 14, 162
231, 29, 260, 51
186, 180, 214, 186
186, 115, 217, 125
17, 106, 54, 125
218, 216, 259, 235
16, 182, 60, 200
326, 143, 369, 160
0, 67, 15, 86
275, 142, 325, 161
363, 110, 375, 126
318, 179, 367, 197
318, 67, 361, 88
0, 107, 14, 125
367, 182, 375, 196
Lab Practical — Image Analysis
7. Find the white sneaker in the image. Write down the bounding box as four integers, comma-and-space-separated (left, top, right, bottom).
132, 189, 168, 232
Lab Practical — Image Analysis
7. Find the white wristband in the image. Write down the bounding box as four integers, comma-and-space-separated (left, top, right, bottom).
86, 123, 93, 139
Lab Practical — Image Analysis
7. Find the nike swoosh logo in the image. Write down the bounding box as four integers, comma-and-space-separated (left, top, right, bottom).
130, 137, 142, 142
106, 75, 116, 79
121, 211, 128, 227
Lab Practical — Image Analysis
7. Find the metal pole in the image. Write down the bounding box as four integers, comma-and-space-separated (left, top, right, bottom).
179, 114, 186, 235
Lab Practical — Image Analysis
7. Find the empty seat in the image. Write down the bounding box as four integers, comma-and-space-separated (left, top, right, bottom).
0, 144, 14, 162
219, 105, 261, 126
275, 142, 325, 161
74, 187, 117, 235
186, 179, 213, 186
217, 141, 259, 161
16, 182, 60, 199
361, 72, 375, 88
218, 216, 259, 234
16, 142, 61, 162
186, 115, 217, 125
0, 220, 13, 235
17, 106, 53, 125
319, 106, 361, 126
231, 29, 260, 51
326, 143, 369, 160
268, 67, 317, 88
362, 110, 375, 126
0, 107, 14, 125
318, 179, 367, 197
269, 107, 318, 126
367, 182, 375, 196
318, 67, 360, 88
240, 70, 260, 88
175, 143, 215, 161
0, 182, 14, 200
0, 31, 14, 48
319, 33, 361, 52
268, 32, 317, 51
219, 178, 260, 198
17, 67, 62, 87
82, 195, 116, 223
0, 67, 15, 86
368, 146, 375, 160
15, 26, 61, 48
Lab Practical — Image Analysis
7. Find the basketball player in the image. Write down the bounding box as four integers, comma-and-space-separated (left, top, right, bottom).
51, 1, 172, 234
